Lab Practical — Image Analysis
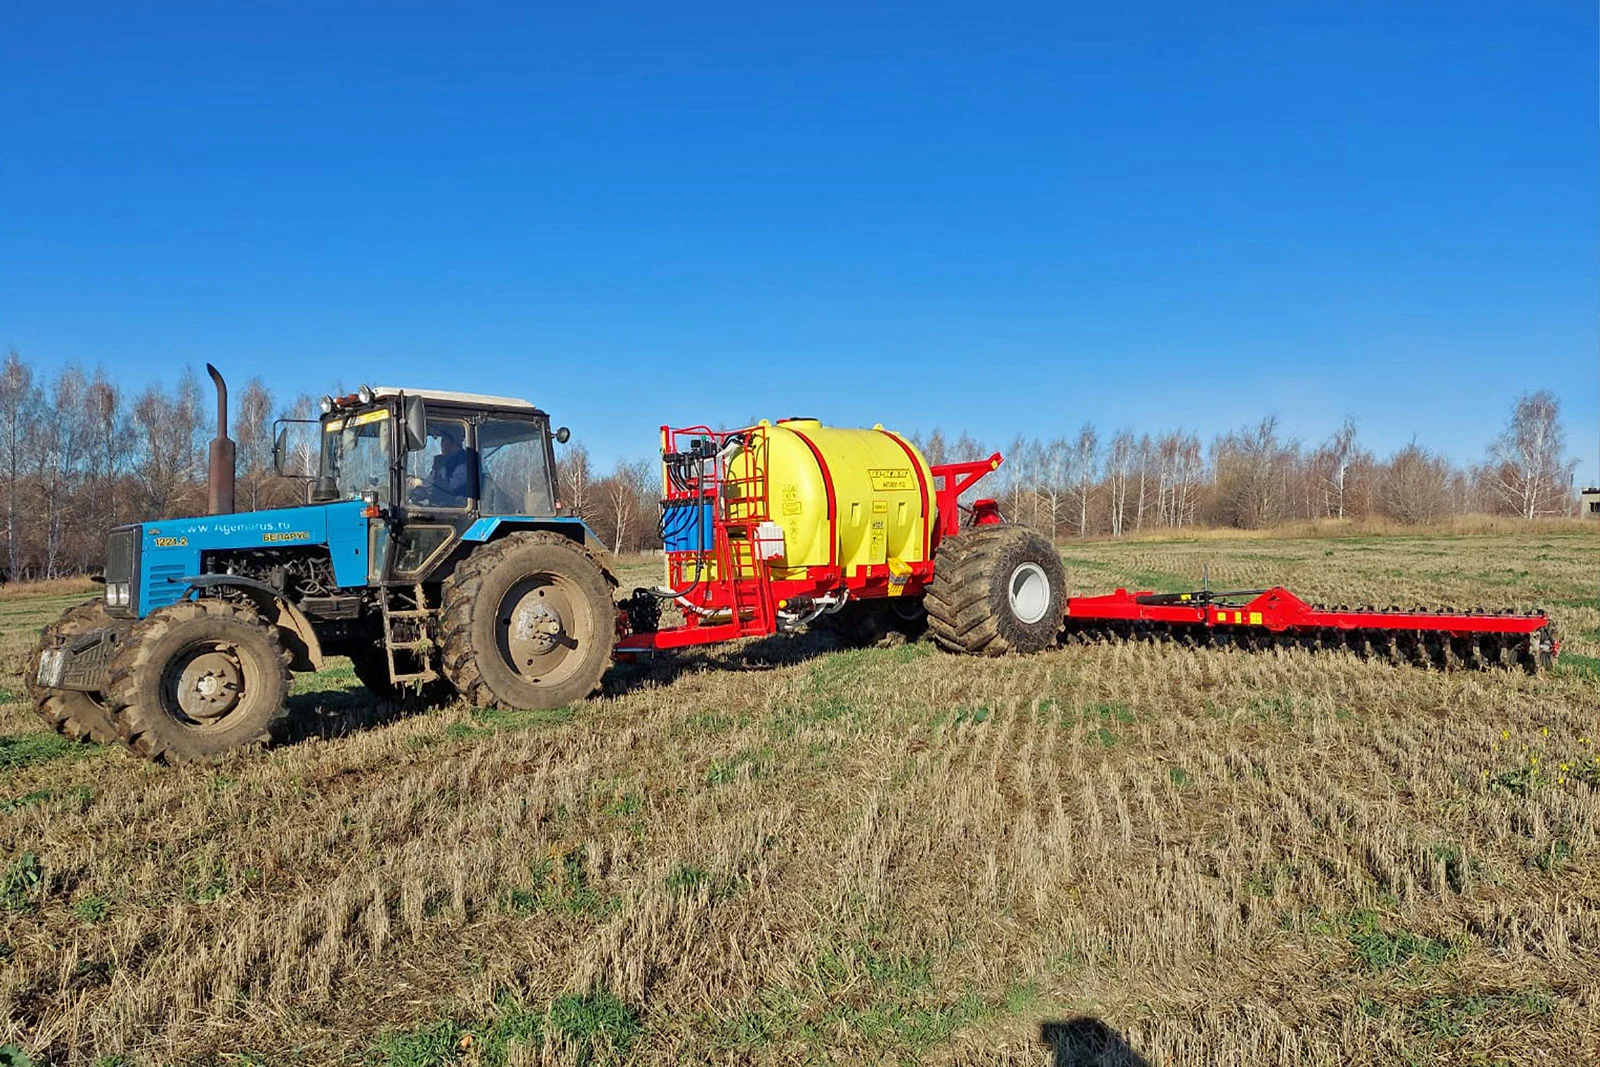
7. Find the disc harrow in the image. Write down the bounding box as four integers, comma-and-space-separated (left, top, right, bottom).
1059, 586, 1558, 672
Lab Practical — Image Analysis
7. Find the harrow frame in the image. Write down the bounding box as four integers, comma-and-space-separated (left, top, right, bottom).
1061, 586, 1559, 670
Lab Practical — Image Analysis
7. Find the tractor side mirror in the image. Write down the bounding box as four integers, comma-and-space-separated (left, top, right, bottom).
272, 418, 319, 478
402, 394, 428, 452
554, 426, 570, 444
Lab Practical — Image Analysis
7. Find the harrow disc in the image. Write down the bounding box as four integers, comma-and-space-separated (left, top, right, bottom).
1058, 614, 1557, 673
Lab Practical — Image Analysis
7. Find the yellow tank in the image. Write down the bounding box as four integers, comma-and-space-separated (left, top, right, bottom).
724, 418, 934, 579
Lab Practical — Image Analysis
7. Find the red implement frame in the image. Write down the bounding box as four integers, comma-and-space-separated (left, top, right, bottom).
614, 426, 1558, 664
931, 453, 1003, 542
615, 426, 1001, 655
1064, 586, 1556, 643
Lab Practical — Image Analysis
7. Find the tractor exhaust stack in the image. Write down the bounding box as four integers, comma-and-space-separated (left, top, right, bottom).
205, 363, 236, 515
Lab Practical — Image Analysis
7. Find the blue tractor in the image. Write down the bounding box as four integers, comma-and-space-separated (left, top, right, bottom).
29, 367, 618, 763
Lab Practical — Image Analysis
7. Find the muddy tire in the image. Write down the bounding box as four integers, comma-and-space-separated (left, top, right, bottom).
346, 642, 454, 709
926, 525, 1065, 655
27, 598, 120, 744
439, 532, 616, 710
106, 599, 292, 763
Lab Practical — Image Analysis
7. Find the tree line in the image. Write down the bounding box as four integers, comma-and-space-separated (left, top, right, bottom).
910, 391, 1580, 537
0, 347, 1581, 577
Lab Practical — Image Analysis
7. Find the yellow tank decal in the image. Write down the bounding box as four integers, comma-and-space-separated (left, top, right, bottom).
868, 468, 915, 491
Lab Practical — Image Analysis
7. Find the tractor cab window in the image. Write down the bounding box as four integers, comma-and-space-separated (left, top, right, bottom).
323, 411, 393, 503
406, 417, 475, 508
478, 416, 555, 515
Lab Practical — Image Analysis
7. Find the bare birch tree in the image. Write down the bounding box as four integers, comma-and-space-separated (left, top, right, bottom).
1483, 391, 1576, 518
0, 351, 39, 578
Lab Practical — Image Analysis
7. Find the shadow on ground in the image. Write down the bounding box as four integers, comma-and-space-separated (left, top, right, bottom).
280, 687, 416, 745
603, 628, 850, 697
1040, 1018, 1150, 1067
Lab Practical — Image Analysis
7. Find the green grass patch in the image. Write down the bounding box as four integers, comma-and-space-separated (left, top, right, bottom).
0, 732, 83, 771
1, 853, 43, 912
706, 746, 775, 786
952, 705, 993, 726
665, 863, 743, 901
502, 846, 616, 919
367, 988, 638, 1066
369, 1018, 467, 1066
1059, 701, 1136, 728
1530, 838, 1575, 873
686, 710, 746, 734
1358, 988, 1559, 1041
714, 943, 1023, 1058
72, 895, 110, 924
1552, 651, 1600, 679
0, 1045, 37, 1067
601, 791, 642, 817
1, 786, 92, 813
547, 988, 643, 1060
1347, 910, 1458, 973
476, 704, 578, 731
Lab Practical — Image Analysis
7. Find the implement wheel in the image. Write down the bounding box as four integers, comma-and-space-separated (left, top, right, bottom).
926, 525, 1065, 655
106, 600, 292, 763
439, 532, 616, 710
28, 598, 119, 744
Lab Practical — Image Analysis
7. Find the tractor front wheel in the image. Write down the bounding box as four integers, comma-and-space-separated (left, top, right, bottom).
28, 598, 120, 744
106, 599, 292, 763
926, 525, 1065, 655
439, 532, 616, 710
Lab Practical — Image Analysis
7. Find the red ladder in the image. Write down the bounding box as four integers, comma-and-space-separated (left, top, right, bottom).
719, 525, 775, 637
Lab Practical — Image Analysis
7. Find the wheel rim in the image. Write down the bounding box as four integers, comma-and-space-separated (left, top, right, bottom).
497, 573, 594, 689
161, 643, 250, 728
1007, 562, 1051, 624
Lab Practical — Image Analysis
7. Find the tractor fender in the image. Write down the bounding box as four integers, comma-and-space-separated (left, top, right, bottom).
458, 517, 617, 587
178, 575, 325, 672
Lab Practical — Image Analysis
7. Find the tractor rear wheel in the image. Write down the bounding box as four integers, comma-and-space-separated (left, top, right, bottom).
439, 532, 616, 710
926, 525, 1065, 655
106, 599, 292, 763
28, 598, 120, 744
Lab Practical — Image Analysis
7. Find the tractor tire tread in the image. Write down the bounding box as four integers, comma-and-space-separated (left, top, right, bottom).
27, 598, 121, 745
439, 531, 616, 710
106, 599, 292, 763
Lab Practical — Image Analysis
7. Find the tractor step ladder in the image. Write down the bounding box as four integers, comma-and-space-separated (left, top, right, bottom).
383, 582, 439, 684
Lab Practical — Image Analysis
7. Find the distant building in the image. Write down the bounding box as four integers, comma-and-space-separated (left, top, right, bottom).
1582, 488, 1600, 518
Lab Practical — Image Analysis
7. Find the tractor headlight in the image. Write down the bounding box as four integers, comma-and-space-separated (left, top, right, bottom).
105, 582, 130, 607
319, 394, 335, 414
357, 384, 375, 404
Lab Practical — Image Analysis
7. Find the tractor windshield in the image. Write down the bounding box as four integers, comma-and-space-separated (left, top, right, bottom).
321, 409, 394, 503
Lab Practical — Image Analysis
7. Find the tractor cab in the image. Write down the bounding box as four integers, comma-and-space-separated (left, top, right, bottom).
284, 386, 569, 522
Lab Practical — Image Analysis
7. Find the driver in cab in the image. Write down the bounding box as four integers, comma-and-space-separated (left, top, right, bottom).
412, 424, 472, 507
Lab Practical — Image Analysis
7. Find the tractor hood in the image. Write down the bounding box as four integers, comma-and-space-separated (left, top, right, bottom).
109, 500, 371, 618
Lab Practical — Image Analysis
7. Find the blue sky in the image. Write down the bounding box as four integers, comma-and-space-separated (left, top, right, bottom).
2, 2, 1594, 483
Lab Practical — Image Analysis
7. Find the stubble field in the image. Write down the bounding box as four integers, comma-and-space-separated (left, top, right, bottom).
0, 530, 1596, 1066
